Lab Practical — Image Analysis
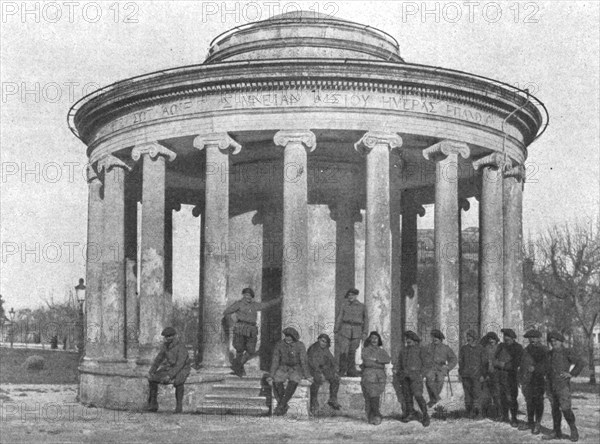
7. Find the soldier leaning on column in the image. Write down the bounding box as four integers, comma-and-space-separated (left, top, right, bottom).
493, 328, 524, 427
518, 329, 549, 435
395, 330, 432, 427
223, 287, 282, 377
307, 333, 342, 416
146, 327, 191, 413
459, 329, 485, 419
334, 288, 368, 377
267, 327, 313, 416
542, 331, 585, 442
425, 329, 458, 407
480, 332, 502, 419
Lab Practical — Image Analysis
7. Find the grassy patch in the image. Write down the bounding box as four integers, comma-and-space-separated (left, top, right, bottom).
0, 347, 80, 384
571, 382, 600, 395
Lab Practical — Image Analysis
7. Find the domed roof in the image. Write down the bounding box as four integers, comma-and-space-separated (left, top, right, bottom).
205, 10, 403, 64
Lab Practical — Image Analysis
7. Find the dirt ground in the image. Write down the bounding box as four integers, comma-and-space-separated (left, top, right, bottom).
1, 382, 598, 444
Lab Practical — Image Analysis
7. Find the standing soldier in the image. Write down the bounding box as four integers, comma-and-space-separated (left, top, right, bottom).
425, 329, 457, 407
360, 331, 391, 425
395, 330, 431, 427
223, 287, 282, 377
307, 333, 342, 415
493, 328, 524, 427
519, 329, 548, 434
334, 288, 368, 377
481, 331, 502, 419
267, 327, 313, 416
146, 327, 191, 413
459, 330, 485, 419
543, 331, 585, 442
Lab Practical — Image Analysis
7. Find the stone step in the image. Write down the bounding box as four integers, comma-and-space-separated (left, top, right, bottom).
212, 384, 266, 396
195, 401, 270, 416
205, 394, 269, 407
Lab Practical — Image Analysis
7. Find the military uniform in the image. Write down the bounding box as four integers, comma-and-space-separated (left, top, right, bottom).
223, 288, 282, 376
543, 331, 584, 442
459, 330, 485, 417
494, 328, 523, 426
480, 332, 502, 418
519, 329, 548, 434
269, 327, 310, 416
425, 329, 457, 406
395, 331, 431, 427
147, 327, 191, 413
334, 289, 368, 376
361, 332, 391, 425
307, 334, 341, 414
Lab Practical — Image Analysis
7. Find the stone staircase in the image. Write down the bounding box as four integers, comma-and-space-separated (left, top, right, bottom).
195, 375, 272, 416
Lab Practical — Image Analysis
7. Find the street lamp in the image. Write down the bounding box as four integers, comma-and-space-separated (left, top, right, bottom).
75, 278, 86, 353
9, 307, 15, 348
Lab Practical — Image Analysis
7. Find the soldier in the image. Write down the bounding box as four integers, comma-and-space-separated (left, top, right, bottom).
395, 330, 431, 427
493, 328, 524, 426
267, 327, 313, 416
307, 333, 342, 416
334, 288, 368, 377
425, 329, 457, 407
360, 331, 391, 425
459, 329, 485, 419
480, 332, 502, 419
146, 327, 191, 413
519, 329, 548, 434
223, 287, 282, 377
542, 331, 585, 442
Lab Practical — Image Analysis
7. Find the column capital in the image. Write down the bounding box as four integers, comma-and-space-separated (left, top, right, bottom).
504, 164, 526, 182
192, 204, 203, 218
274, 130, 316, 152
354, 131, 402, 155
422, 140, 470, 162
131, 142, 177, 162
166, 201, 182, 212
459, 197, 471, 212
86, 164, 100, 183
96, 155, 132, 174
193, 133, 241, 155
472, 152, 507, 171
401, 193, 426, 217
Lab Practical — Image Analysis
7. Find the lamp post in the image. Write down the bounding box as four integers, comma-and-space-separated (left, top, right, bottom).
9, 307, 15, 348
75, 278, 86, 353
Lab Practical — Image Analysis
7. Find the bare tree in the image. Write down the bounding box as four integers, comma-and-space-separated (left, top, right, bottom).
527, 219, 600, 384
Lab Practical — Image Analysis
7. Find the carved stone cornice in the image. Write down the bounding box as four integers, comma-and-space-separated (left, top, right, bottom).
166, 202, 182, 212
459, 197, 471, 212
273, 130, 316, 152
131, 142, 176, 162
96, 155, 132, 174
192, 204, 203, 218
354, 131, 402, 156
472, 152, 507, 171
193, 133, 241, 155
422, 140, 470, 162
504, 164, 526, 182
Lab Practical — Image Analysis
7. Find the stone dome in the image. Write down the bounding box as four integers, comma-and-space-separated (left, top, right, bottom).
205, 10, 404, 64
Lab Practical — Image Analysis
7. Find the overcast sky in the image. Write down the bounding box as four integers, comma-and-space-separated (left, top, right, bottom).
1, 1, 598, 311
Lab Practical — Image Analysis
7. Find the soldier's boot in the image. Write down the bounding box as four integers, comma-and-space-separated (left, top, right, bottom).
309, 384, 320, 416
145, 382, 159, 412
327, 378, 342, 410
520, 404, 535, 430
273, 382, 285, 409
533, 423, 542, 435
543, 409, 563, 440
416, 396, 430, 427
346, 351, 360, 377
563, 409, 578, 442
370, 397, 382, 425
338, 354, 348, 377
278, 381, 298, 415
231, 353, 243, 376
473, 407, 484, 421
510, 407, 519, 428
174, 385, 184, 413
533, 401, 544, 434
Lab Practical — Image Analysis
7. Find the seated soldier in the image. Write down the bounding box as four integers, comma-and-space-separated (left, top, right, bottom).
146, 327, 191, 413
307, 333, 342, 415
267, 327, 313, 416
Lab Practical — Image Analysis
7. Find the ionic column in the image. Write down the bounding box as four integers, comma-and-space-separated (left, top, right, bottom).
503, 164, 525, 336
97, 155, 131, 361
84, 165, 103, 360
401, 192, 425, 335
131, 142, 177, 363
194, 133, 241, 370
124, 178, 138, 359
458, 197, 472, 347
423, 141, 470, 353
274, 130, 316, 335
473, 153, 506, 336
355, 131, 402, 353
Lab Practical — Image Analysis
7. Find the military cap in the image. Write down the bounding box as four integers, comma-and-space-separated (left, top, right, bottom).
501, 328, 517, 339
466, 330, 478, 340
524, 329, 542, 338
484, 332, 500, 343
242, 287, 255, 298
282, 327, 300, 342
404, 330, 421, 342
430, 329, 445, 340
547, 331, 565, 342
317, 333, 331, 347
345, 288, 359, 297
161, 327, 176, 337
